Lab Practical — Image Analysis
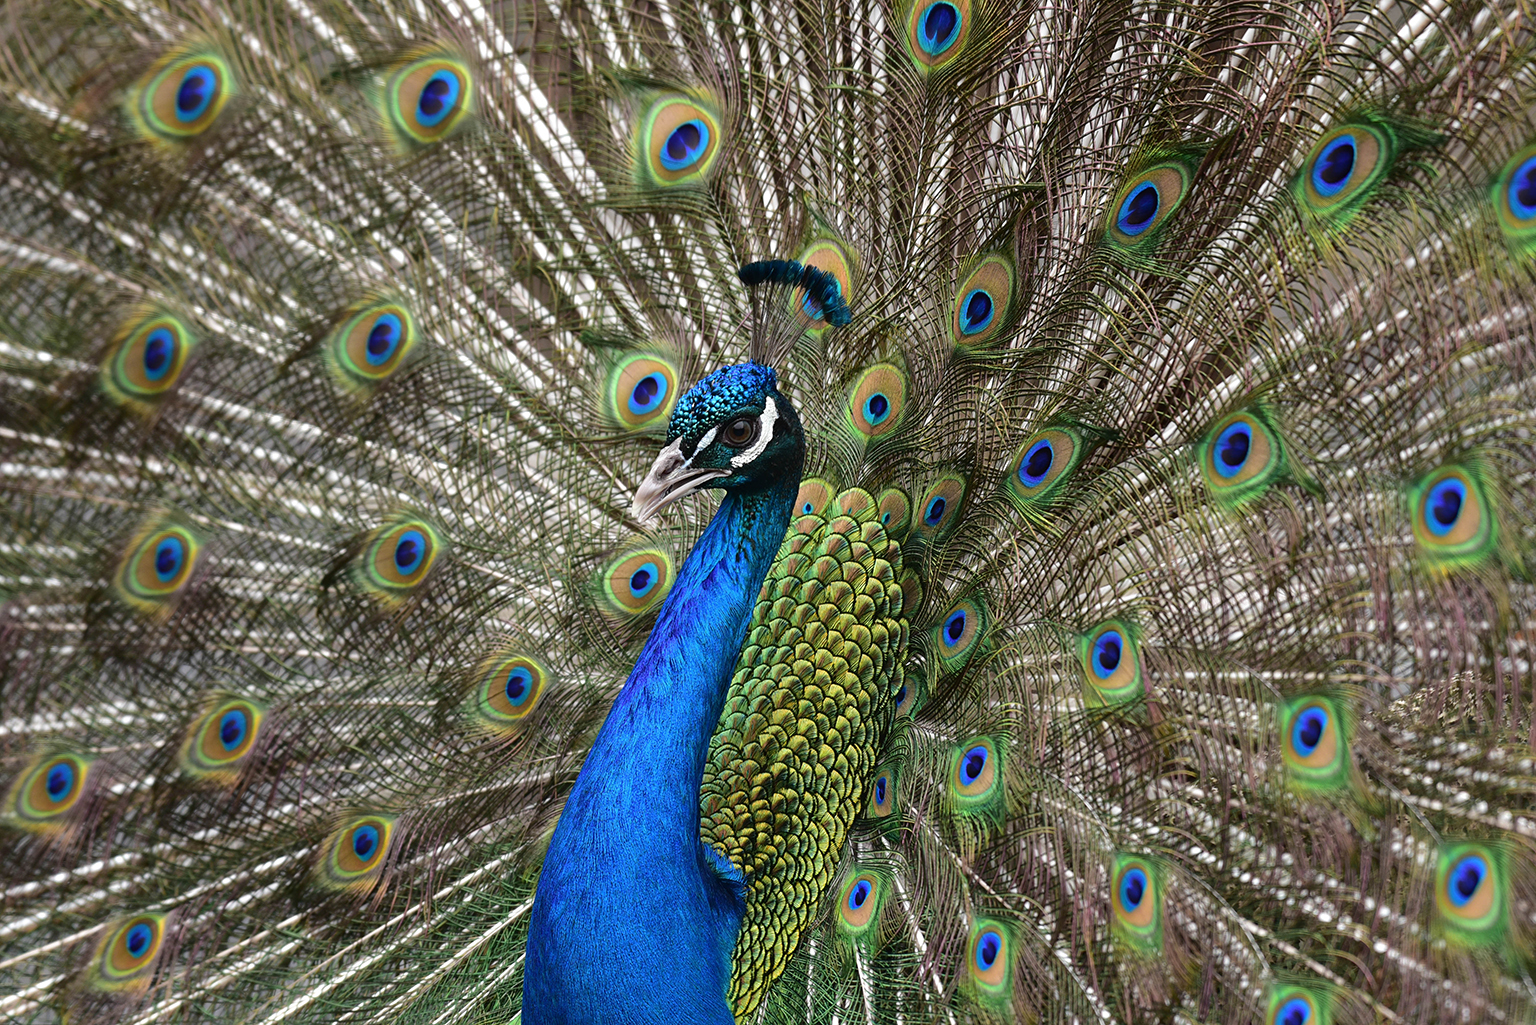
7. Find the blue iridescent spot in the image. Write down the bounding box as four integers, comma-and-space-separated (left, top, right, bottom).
143, 328, 175, 381
124, 922, 154, 959
505, 666, 533, 706
1424, 477, 1466, 536
1118, 867, 1147, 912
958, 289, 994, 334
1214, 421, 1252, 477
942, 609, 967, 648
874, 776, 887, 805
1276, 997, 1312, 1025
394, 530, 427, 575
1311, 135, 1357, 197
923, 496, 946, 526
1092, 631, 1122, 679
1116, 181, 1159, 235
1448, 854, 1488, 907
45, 762, 74, 802
918, 1, 961, 55
973, 929, 1001, 971
893, 684, 908, 708
1291, 706, 1327, 758
218, 709, 247, 752
958, 744, 988, 785
863, 392, 890, 425
416, 71, 461, 128
660, 120, 710, 171
628, 562, 659, 599
627, 374, 668, 416
366, 314, 403, 366
1510, 156, 1536, 221
154, 537, 185, 583
1018, 439, 1054, 488
847, 879, 872, 910
175, 65, 217, 122
352, 824, 379, 862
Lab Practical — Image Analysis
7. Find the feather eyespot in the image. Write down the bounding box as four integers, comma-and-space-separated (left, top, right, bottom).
181, 698, 264, 779
325, 302, 417, 392
1494, 144, 1536, 254
911, 475, 966, 541
1409, 465, 1496, 569
1434, 843, 1504, 944
102, 311, 197, 409
638, 96, 722, 187
950, 255, 1013, 348
795, 239, 856, 328
795, 478, 835, 518
845, 364, 908, 441
875, 488, 912, 539
838, 873, 883, 934
8, 752, 92, 828
1267, 989, 1328, 1025
933, 597, 987, 672
472, 655, 550, 733
965, 920, 1010, 997
604, 353, 679, 431
131, 48, 234, 142
948, 736, 1002, 812
1294, 121, 1397, 220
1200, 410, 1285, 504
1106, 162, 1191, 249
1080, 621, 1142, 705
359, 519, 441, 600
905, 0, 972, 70
91, 914, 168, 991
1005, 427, 1088, 509
599, 548, 674, 617
318, 815, 395, 891
868, 768, 897, 817
1278, 694, 1350, 796
382, 55, 474, 150
1111, 855, 1163, 954
115, 521, 201, 613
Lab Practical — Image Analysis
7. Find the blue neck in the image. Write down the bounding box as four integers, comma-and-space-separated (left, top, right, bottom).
523, 479, 796, 1025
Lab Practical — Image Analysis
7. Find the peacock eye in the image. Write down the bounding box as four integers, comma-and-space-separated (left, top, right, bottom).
721, 417, 758, 447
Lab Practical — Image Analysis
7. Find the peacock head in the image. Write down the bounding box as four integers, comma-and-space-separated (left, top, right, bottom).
632, 362, 804, 519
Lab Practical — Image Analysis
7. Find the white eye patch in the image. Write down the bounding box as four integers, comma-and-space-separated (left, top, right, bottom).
729, 395, 779, 468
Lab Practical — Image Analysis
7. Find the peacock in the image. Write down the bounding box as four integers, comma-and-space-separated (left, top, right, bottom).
2, 0, 1536, 1019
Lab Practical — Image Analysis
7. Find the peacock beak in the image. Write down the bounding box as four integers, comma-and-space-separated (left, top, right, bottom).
632, 438, 729, 521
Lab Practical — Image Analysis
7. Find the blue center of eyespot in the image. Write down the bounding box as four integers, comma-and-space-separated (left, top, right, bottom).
505, 666, 532, 705
175, 65, 217, 122
1092, 631, 1123, 679
1019, 439, 1054, 487
923, 496, 946, 525
1117, 181, 1160, 235
959, 745, 988, 786
1291, 706, 1327, 757
974, 929, 1001, 971
660, 119, 710, 171
918, 1, 961, 55
154, 536, 185, 583
1277, 997, 1312, 1025
142, 328, 175, 381
1510, 156, 1536, 221
943, 609, 967, 647
874, 776, 887, 804
416, 70, 461, 127
863, 392, 890, 425
1214, 421, 1252, 477
1118, 867, 1146, 912
351, 823, 380, 861
959, 289, 994, 334
1425, 477, 1466, 536
627, 373, 668, 415
366, 314, 403, 366
893, 684, 907, 707
218, 709, 247, 752
628, 562, 659, 599
1312, 134, 1357, 197
393, 530, 427, 576
124, 922, 154, 959
848, 879, 872, 910
1448, 854, 1488, 906
45, 762, 74, 802
801, 501, 814, 515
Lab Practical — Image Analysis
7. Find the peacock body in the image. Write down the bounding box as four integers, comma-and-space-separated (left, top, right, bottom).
1, 0, 1535, 1021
